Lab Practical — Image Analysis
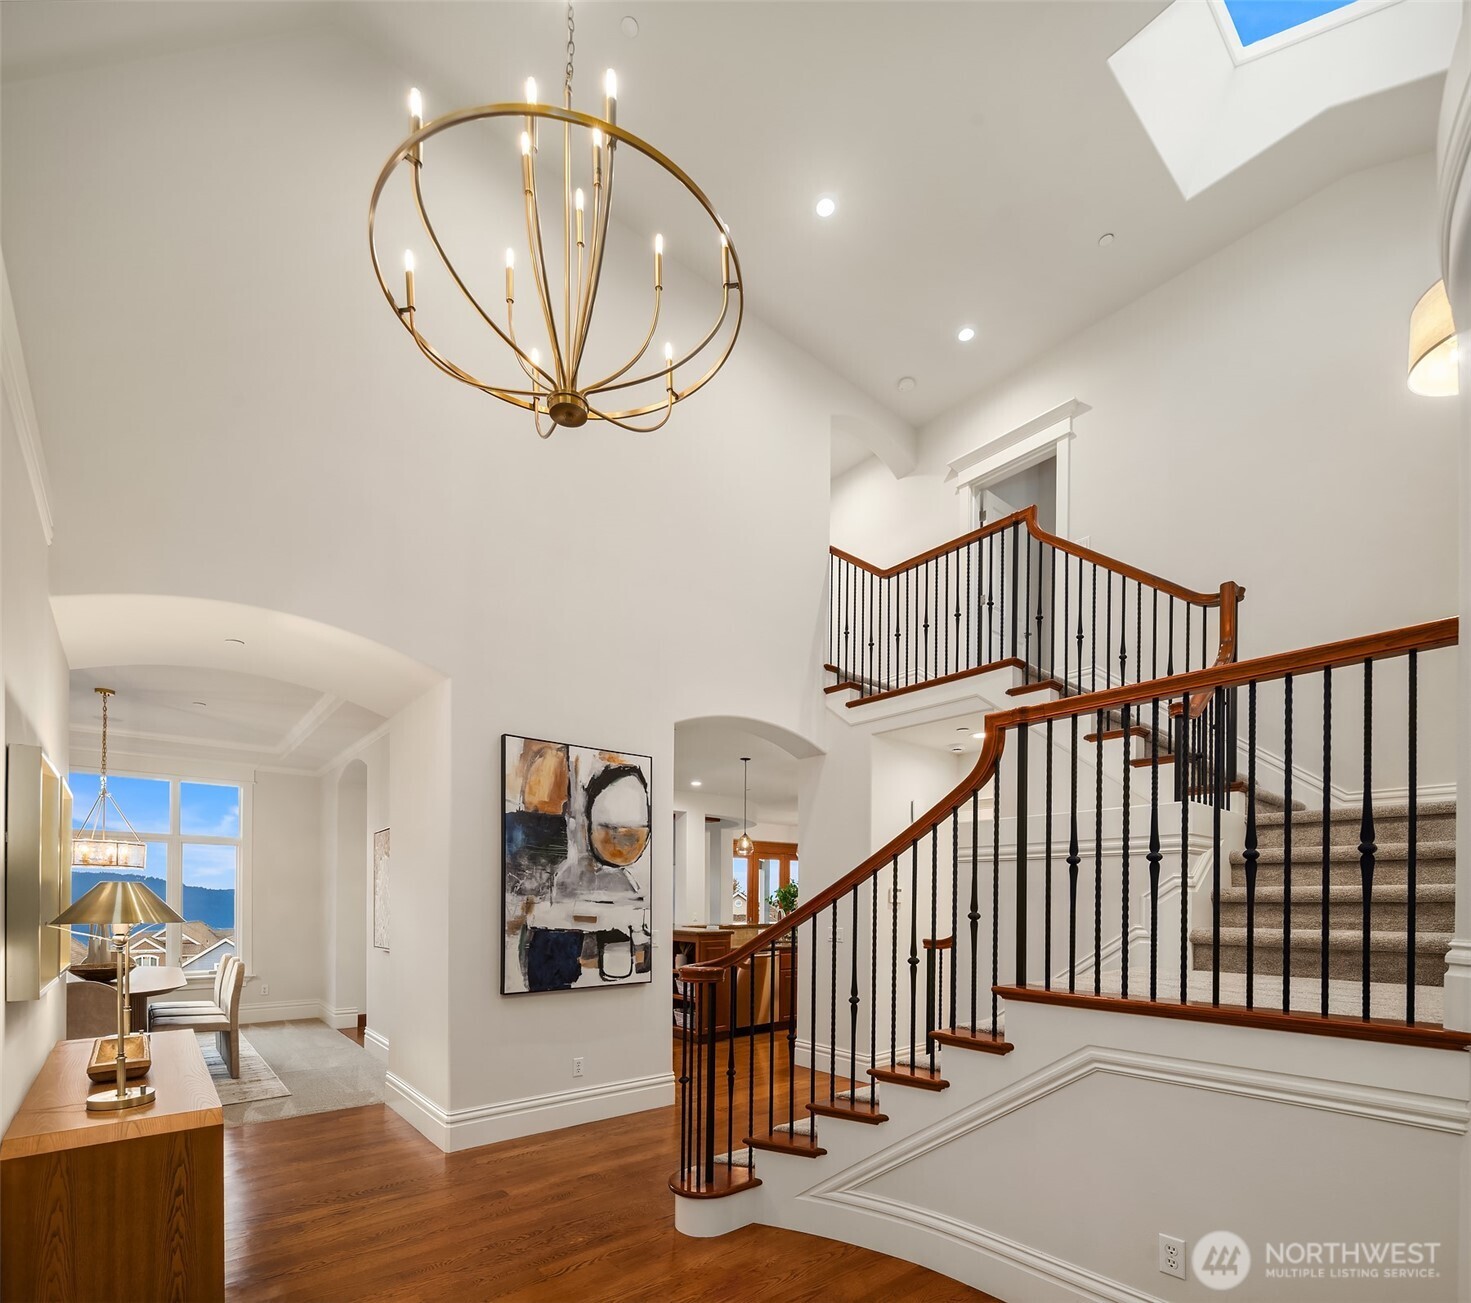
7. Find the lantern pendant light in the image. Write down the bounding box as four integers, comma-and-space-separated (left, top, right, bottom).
733, 757, 754, 858
72, 688, 148, 871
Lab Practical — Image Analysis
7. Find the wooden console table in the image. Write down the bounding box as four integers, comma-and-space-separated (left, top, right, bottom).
1, 1029, 224, 1302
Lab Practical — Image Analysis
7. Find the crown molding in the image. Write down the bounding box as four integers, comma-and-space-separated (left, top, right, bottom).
1, 252, 55, 544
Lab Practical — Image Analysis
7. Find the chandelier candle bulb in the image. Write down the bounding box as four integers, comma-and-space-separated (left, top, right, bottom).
654, 233, 663, 289
505, 248, 514, 303
604, 69, 617, 125
403, 250, 415, 311
575, 189, 584, 247
720, 232, 730, 285
408, 88, 422, 163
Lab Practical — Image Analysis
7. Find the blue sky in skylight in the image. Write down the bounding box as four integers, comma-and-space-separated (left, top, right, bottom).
1224, 0, 1360, 46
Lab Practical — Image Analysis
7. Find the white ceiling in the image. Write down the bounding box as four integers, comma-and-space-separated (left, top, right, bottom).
0, 1, 1445, 441
673, 720, 806, 826
70, 665, 386, 774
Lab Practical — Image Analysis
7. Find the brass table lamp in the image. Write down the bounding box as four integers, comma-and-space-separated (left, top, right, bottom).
51, 881, 184, 1111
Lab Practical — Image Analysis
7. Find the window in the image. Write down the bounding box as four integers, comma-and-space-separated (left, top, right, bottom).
69, 770, 247, 977
734, 840, 798, 925
1222, 0, 1360, 47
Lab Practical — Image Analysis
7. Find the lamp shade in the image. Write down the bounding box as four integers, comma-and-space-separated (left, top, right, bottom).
72, 835, 148, 870
1408, 280, 1458, 397
49, 880, 183, 929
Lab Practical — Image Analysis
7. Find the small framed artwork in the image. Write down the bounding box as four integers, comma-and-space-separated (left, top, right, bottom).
502, 734, 652, 994
372, 828, 390, 951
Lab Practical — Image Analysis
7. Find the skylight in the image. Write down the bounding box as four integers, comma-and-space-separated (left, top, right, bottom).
1223, 1, 1360, 47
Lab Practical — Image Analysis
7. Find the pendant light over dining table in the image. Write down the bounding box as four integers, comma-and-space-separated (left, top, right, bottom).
734, 756, 754, 859
71, 687, 147, 871
369, 2, 743, 437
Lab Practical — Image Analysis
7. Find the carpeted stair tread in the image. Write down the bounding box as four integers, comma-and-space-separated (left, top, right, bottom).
1194, 926, 1453, 950
1232, 839, 1456, 865
1256, 800, 1456, 826
1218, 882, 1455, 905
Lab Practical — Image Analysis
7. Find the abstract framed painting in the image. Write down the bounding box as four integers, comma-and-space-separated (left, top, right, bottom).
501, 734, 652, 994
372, 828, 390, 951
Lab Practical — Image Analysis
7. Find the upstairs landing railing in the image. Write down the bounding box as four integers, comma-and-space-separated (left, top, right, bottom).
674, 616, 1464, 1200
828, 505, 1244, 704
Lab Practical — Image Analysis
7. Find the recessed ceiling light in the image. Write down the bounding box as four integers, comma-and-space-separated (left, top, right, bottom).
621, 14, 640, 38
1098, 232, 1115, 247
955, 726, 970, 732
225, 637, 245, 646
950, 744, 964, 753
815, 196, 836, 218
896, 376, 916, 393
957, 326, 976, 343
690, 780, 702, 788
193, 701, 207, 708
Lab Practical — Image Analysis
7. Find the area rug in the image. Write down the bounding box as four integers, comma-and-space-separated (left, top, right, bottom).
211, 1020, 387, 1127
198, 1033, 291, 1107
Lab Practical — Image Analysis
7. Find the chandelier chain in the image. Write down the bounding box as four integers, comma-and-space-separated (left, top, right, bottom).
564, 1, 575, 98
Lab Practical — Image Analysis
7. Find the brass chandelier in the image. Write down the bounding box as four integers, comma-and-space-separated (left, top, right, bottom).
368, 3, 744, 437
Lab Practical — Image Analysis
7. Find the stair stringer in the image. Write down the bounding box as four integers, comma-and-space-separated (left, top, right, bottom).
677, 1001, 1471, 1303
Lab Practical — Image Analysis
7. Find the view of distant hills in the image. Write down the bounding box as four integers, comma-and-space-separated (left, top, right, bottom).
71, 872, 235, 930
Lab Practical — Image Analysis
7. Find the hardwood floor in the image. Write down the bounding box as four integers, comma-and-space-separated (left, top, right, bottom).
224, 1037, 997, 1301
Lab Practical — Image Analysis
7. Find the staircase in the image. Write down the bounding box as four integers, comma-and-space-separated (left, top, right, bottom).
1192, 800, 1457, 1012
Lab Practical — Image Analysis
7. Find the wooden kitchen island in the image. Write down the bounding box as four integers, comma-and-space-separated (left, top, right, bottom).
1, 1029, 224, 1302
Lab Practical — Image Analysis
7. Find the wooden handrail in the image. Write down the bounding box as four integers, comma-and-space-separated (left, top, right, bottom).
991, 617, 1456, 733
830, 505, 1234, 608
679, 726, 1010, 981
690, 616, 1454, 983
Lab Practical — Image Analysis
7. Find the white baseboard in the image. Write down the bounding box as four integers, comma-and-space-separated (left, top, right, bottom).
363, 1026, 389, 1061
238, 998, 325, 1025
387, 1070, 675, 1154
322, 1005, 360, 1031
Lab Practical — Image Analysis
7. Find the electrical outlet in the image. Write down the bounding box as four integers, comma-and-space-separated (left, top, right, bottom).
260, 982, 269, 997
1159, 1234, 1186, 1280
572, 1056, 585, 1078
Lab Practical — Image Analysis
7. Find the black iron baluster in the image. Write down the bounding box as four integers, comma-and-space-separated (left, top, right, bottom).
1167, 598, 1175, 677
1068, 714, 1080, 993
1358, 660, 1376, 1021
727, 975, 736, 1169
965, 543, 973, 672
849, 888, 859, 1097
1117, 575, 1127, 686
1178, 702, 1190, 1003
747, 948, 756, 1152
841, 561, 850, 687
1407, 651, 1418, 1024
1016, 725, 1029, 988
890, 854, 899, 1066
1048, 546, 1057, 687
1062, 546, 1070, 696
1035, 538, 1046, 684
704, 983, 717, 1186
1321, 668, 1332, 1018
922, 562, 931, 684
1010, 522, 1021, 668
1283, 675, 1293, 1013
870, 873, 878, 1081
1148, 697, 1162, 1002
866, 570, 874, 695
808, 916, 818, 1112
970, 791, 980, 1032
1076, 557, 1085, 695
1091, 563, 1099, 693
788, 930, 798, 1137
766, 940, 776, 1138
1023, 528, 1033, 677
1134, 579, 1143, 685
690, 982, 700, 1188
1185, 605, 1192, 676
678, 979, 690, 1183
1211, 686, 1224, 1007
950, 809, 960, 1033
991, 761, 1002, 1036
944, 550, 951, 678
1094, 710, 1104, 995
1151, 590, 1159, 683
1244, 682, 1259, 1010
928, 830, 939, 1071
1044, 718, 1054, 991
829, 903, 838, 1100
1106, 568, 1115, 688
908, 841, 919, 1067
933, 559, 940, 683
893, 575, 902, 691
1120, 702, 1131, 1000
986, 533, 996, 665
999, 528, 1008, 669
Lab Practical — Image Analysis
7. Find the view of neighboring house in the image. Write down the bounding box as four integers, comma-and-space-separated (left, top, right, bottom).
67, 921, 234, 972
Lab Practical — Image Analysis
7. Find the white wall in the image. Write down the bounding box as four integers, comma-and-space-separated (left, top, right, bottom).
0, 323, 69, 1134
363, 734, 391, 1053
0, 27, 906, 1146
832, 153, 1459, 793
